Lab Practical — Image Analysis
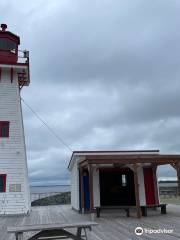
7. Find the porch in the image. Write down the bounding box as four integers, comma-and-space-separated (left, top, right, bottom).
78, 151, 180, 218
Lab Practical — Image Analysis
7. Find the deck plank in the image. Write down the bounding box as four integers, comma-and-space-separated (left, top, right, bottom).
1, 204, 180, 240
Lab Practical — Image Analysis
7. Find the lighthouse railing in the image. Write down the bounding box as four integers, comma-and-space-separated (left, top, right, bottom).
17, 50, 29, 64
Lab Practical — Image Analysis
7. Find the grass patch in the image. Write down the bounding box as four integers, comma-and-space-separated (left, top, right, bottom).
31, 192, 71, 206
160, 196, 180, 205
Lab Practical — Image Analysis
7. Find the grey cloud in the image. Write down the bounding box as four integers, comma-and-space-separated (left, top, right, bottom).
1, 0, 179, 183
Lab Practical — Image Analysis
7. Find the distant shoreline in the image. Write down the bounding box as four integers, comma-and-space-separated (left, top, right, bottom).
30, 184, 70, 187
30, 185, 71, 202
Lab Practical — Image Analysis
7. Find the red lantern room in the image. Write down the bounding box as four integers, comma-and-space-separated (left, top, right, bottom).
0, 24, 30, 88
0, 24, 20, 64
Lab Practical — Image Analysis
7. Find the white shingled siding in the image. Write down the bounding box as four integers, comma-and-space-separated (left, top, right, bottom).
70, 160, 79, 211
93, 167, 100, 207
71, 164, 100, 210
155, 168, 160, 203
0, 68, 31, 215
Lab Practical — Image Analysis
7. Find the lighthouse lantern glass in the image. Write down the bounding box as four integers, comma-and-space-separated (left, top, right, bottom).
0, 38, 17, 53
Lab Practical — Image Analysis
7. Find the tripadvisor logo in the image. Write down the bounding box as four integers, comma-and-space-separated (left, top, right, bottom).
135, 227, 143, 236
135, 227, 174, 235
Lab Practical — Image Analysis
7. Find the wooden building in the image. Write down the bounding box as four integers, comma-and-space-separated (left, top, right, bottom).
0, 24, 30, 215
68, 150, 180, 217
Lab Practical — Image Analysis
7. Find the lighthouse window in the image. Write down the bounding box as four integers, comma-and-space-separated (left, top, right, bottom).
0, 121, 9, 138
0, 38, 16, 53
7, 40, 16, 53
0, 38, 6, 49
0, 175, 6, 192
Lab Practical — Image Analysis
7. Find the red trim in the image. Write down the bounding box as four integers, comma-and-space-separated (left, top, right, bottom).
143, 167, 155, 205
0, 174, 6, 192
0, 121, 10, 138
0, 50, 18, 64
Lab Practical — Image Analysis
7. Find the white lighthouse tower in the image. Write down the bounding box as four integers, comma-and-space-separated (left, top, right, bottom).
0, 24, 30, 215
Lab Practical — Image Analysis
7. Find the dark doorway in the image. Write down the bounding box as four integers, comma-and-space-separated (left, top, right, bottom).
99, 168, 136, 206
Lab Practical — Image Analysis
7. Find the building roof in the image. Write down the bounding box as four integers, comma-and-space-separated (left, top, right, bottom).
68, 149, 180, 170
68, 150, 160, 170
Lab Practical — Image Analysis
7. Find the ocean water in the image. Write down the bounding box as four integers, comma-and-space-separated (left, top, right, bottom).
30, 185, 71, 202
30, 185, 70, 193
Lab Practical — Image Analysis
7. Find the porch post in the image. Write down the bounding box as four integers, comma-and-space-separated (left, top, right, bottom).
79, 167, 84, 213
152, 164, 159, 204
88, 164, 94, 212
171, 163, 180, 196
177, 166, 180, 196
133, 164, 141, 218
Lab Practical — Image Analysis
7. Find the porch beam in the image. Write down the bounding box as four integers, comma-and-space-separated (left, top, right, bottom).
79, 168, 84, 213
128, 163, 141, 172
88, 165, 94, 212
152, 164, 159, 204
87, 157, 180, 165
132, 164, 141, 218
171, 163, 180, 196
79, 160, 88, 168
177, 168, 180, 196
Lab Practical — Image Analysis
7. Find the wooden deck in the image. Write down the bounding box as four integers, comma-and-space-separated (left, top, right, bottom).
1, 204, 180, 239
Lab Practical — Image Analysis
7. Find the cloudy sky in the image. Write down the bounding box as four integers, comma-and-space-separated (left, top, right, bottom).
1, 0, 180, 185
